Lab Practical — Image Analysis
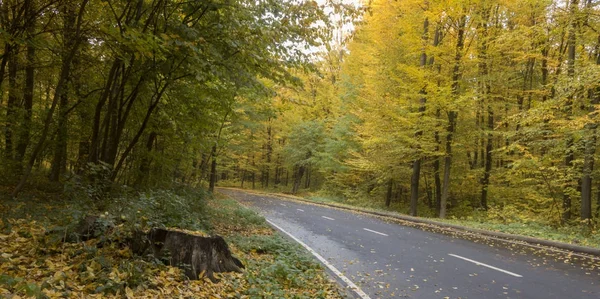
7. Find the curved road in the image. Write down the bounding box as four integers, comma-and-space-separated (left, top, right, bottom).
219, 188, 600, 299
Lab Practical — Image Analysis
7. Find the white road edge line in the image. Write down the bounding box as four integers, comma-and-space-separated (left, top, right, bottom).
363, 228, 388, 236
266, 219, 371, 299
297, 208, 305, 212
448, 253, 523, 278
322, 216, 335, 220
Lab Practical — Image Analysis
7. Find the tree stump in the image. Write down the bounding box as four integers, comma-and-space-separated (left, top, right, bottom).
133, 228, 244, 281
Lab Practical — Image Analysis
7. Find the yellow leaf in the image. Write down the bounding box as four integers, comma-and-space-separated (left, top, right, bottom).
125, 286, 134, 299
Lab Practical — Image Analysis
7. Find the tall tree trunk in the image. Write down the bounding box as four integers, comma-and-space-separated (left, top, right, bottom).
563, 0, 579, 222
440, 13, 466, 219
292, 165, 305, 194
433, 118, 442, 212
4, 45, 18, 161
241, 169, 246, 188
135, 131, 157, 186
50, 4, 77, 181
481, 105, 493, 210
16, 3, 35, 164
49, 87, 69, 181
581, 34, 600, 222
410, 156, 421, 216
209, 145, 217, 192
304, 165, 311, 189
112, 84, 168, 178
13, 0, 89, 197
410, 15, 429, 217
478, 7, 492, 211
385, 178, 393, 207
89, 60, 119, 163
264, 124, 272, 188
251, 153, 256, 189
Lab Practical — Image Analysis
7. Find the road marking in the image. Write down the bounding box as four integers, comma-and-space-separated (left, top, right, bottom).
297, 208, 305, 212
448, 254, 523, 278
266, 219, 371, 299
280, 203, 287, 207
363, 228, 388, 236
322, 216, 335, 220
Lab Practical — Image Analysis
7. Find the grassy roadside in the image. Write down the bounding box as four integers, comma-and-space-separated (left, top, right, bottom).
0, 185, 343, 298
223, 186, 600, 249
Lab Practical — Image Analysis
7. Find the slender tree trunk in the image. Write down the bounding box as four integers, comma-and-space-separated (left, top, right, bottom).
199, 153, 208, 183
90, 60, 119, 163
410, 158, 421, 216
433, 125, 442, 212
481, 106, 493, 210
385, 178, 393, 207
424, 173, 433, 209
251, 154, 256, 189
563, 0, 579, 222
0, 44, 10, 91
292, 165, 305, 194
241, 169, 246, 188
440, 13, 466, 218
478, 8, 492, 211
410, 16, 430, 217
16, 8, 35, 164
581, 34, 600, 222
112, 84, 168, 178
209, 145, 217, 192
5, 45, 18, 161
135, 131, 157, 186
265, 124, 272, 188
581, 131, 595, 221
304, 165, 311, 189
50, 5, 76, 181
49, 88, 69, 181
13, 0, 89, 197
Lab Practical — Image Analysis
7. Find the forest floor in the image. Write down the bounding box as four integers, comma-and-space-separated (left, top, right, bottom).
220, 184, 600, 249
0, 183, 343, 298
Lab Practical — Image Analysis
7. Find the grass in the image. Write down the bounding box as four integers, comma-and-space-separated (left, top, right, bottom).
0, 182, 343, 298
437, 218, 600, 248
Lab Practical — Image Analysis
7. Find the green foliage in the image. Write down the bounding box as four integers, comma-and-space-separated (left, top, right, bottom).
206, 197, 268, 231
1, 185, 342, 298
284, 120, 327, 168
232, 234, 328, 298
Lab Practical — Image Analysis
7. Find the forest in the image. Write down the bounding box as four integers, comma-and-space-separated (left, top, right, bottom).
0, 0, 357, 297
0, 0, 336, 191
2, 0, 600, 226
1, 0, 600, 297
217, 0, 600, 228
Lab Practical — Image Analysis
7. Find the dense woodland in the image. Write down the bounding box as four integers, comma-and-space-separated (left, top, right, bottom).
2, 0, 600, 229
218, 0, 600, 227
0, 0, 347, 192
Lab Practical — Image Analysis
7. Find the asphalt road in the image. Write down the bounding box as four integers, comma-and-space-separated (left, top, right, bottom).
219, 188, 600, 299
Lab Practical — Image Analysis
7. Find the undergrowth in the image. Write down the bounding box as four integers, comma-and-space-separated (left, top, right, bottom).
0, 181, 342, 298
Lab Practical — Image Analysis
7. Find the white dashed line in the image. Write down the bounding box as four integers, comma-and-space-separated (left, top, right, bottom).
448, 254, 523, 277
279, 203, 287, 207
321, 216, 335, 220
266, 219, 371, 299
297, 209, 305, 212
363, 228, 388, 236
